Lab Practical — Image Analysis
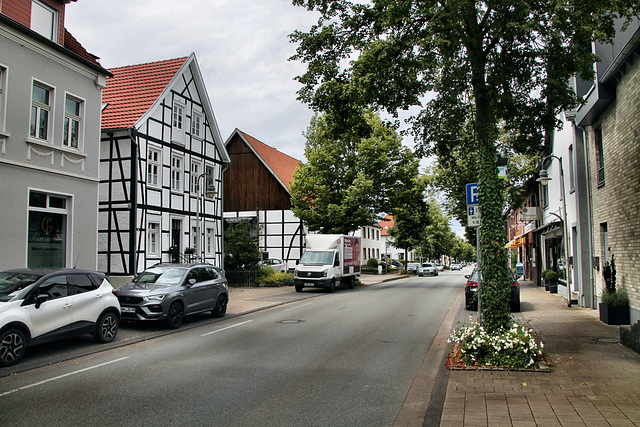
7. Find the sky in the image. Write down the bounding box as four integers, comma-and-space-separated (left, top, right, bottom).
66, 0, 320, 161
65, 0, 465, 238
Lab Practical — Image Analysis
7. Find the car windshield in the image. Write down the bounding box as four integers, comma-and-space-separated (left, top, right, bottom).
422, 263, 433, 267
300, 251, 334, 266
0, 272, 42, 302
133, 267, 187, 286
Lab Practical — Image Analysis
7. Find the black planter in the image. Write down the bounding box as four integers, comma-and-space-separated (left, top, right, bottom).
546, 279, 557, 293
599, 303, 630, 325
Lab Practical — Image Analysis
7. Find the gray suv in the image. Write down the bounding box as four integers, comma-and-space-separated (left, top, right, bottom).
115, 263, 228, 329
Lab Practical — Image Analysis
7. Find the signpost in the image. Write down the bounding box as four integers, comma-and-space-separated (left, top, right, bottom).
467, 206, 481, 227
466, 183, 478, 206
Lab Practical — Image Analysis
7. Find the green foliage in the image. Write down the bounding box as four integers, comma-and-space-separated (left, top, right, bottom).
223, 220, 261, 271
545, 270, 558, 280
603, 254, 617, 294
449, 322, 544, 369
366, 258, 379, 268
257, 264, 275, 283
290, 111, 419, 234
260, 272, 295, 287
602, 288, 629, 307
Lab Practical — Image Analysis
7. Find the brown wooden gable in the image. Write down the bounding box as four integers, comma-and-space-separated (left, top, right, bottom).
224, 133, 293, 212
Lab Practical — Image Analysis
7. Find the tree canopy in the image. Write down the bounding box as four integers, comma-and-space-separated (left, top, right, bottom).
290, 110, 419, 234
290, 0, 637, 331
224, 220, 261, 271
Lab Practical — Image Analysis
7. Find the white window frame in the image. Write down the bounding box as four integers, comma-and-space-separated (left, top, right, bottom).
30, 80, 54, 143
191, 160, 201, 194
204, 165, 215, 199
63, 93, 84, 150
171, 154, 183, 192
191, 111, 203, 139
31, 0, 58, 42
0, 65, 7, 135
206, 227, 214, 256
172, 100, 185, 143
147, 222, 160, 256
147, 146, 161, 188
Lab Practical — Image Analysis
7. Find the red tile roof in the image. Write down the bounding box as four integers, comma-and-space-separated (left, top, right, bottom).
237, 130, 301, 191
379, 214, 395, 236
63, 29, 101, 66
102, 57, 188, 130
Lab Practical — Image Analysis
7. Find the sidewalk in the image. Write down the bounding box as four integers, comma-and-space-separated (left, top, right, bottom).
440, 281, 640, 426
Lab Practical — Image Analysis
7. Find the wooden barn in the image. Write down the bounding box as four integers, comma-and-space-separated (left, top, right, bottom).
223, 130, 304, 270
99, 54, 230, 275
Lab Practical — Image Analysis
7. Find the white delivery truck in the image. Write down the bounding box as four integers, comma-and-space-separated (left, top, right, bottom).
294, 234, 361, 292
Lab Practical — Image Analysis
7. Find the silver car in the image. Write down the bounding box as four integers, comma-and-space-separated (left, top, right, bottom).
417, 262, 438, 277
115, 263, 228, 329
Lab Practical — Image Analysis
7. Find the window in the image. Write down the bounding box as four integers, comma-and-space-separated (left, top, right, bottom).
171, 155, 183, 192
147, 147, 161, 187
0, 66, 6, 133
38, 276, 70, 300
595, 127, 605, 187
31, 0, 58, 41
30, 82, 52, 141
28, 191, 69, 268
148, 222, 159, 256
206, 228, 214, 255
63, 95, 82, 149
192, 226, 198, 249
191, 161, 201, 193
191, 111, 203, 138
69, 273, 98, 294
172, 101, 185, 143
205, 165, 215, 198
568, 145, 575, 193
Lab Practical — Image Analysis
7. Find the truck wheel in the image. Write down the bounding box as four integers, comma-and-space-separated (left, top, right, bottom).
327, 279, 335, 293
295, 284, 303, 292
347, 277, 354, 289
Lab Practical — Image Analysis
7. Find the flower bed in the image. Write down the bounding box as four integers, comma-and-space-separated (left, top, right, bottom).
447, 322, 547, 370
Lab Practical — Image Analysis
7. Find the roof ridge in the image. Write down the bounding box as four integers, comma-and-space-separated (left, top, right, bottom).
107, 56, 189, 72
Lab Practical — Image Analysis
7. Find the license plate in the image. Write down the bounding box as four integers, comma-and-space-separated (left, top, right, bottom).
305, 283, 314, 287
121, 306, 136, 313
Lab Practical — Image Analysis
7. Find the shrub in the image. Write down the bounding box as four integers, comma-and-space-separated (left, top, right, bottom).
545, 270, 558, 280
366, 258, 379, 268
448, 321, 544, 368
602, 288, 629, 307
257, 264, 275, 283
261, 272, 294, 287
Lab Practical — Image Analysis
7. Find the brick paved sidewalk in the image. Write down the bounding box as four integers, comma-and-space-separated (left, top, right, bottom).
440, 281, 640, 426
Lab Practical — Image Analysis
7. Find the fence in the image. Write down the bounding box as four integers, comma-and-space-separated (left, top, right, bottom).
225, 270, 259, 287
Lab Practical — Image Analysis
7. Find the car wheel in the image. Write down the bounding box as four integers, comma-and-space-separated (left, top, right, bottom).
212, 294, 228, 318
511, 301, 521, 312
295, 284, 303, 292
347, 276, 354, 289
0, 328, 27, 367
95, 312, 119, 343
164, 302, 184, 329
327, 279, 335, 293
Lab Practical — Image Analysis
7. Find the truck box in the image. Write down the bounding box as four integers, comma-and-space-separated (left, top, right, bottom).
294, 234, 361, 292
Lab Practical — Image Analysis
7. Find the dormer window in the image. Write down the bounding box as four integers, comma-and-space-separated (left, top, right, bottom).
31, 0, 58, 42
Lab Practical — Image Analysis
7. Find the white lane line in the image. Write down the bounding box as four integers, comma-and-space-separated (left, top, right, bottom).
0, 356, 130, 398
285, 302, 312, 311
201, 319, 253, 337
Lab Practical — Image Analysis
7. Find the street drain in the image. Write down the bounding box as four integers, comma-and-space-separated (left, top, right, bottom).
278, 319, 304, 324
588, 337, 619, 344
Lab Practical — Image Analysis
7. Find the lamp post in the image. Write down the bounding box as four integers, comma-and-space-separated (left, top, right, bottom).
196, 173, 217, 262
537, 155, 572, 307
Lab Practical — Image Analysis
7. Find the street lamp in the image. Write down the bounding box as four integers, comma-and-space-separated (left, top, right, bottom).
196, 173, 217, 262
537, 154, 572, 307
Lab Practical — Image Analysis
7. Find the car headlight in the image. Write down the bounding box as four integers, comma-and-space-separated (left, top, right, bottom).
294, 270, 298, 277
146, 295, 166, 301
322, 269, 328, 277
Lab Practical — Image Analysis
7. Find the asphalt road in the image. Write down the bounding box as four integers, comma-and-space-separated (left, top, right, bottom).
0, 273, 465, 426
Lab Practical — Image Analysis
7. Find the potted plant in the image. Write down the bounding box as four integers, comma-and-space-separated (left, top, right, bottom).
599, 255, 630, 325
543, 270, 558, 293
541, 269, 552, 289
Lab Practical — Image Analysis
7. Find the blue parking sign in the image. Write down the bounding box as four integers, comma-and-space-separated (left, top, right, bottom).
466, 183, 478, 205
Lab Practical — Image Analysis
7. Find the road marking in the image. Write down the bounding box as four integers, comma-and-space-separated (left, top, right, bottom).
285, 302, 312, 311
0, 357, 130, 398
201, 319, 253, 337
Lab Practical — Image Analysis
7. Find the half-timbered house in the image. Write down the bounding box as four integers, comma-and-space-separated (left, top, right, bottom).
100, 54, 230, 275
223, 129, 304, 270
0, 0, 110, 270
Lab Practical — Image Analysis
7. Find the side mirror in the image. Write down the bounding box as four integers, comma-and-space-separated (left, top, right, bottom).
464, 275, 470, 279
187, 278, 196, 287
35, 294, 48, 309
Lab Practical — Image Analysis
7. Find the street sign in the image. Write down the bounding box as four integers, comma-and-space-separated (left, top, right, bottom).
466, 183, 478, 206
467, 206, 481, 227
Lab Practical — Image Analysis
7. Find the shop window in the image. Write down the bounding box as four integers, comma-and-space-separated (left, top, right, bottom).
27, 191, 68, 268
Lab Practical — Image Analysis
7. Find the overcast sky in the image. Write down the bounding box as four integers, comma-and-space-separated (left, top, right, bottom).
66, 0, 320, 161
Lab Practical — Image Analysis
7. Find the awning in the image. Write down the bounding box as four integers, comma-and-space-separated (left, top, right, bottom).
532, 221, 561, 234
505, 236, 524, 249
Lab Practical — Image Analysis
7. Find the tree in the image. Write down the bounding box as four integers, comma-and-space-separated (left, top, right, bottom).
290, 110, 419, 234
224, 220, 261, 271
289, 0, 634, 332
417, 200, 453, 261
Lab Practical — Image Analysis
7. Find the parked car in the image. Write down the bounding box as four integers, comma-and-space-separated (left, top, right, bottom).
263, 258, 286, 273
464, 267, 520, 312
417, 262, 438, 277
436, 263, 444, 272
406, 262, 420, 273
115, 263, 228, 329
451, 263, 462, 271
0, 268, 120, 367
390, 259, 402, 268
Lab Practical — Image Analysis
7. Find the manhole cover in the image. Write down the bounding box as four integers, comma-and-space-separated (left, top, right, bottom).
278, 319, 304, 324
